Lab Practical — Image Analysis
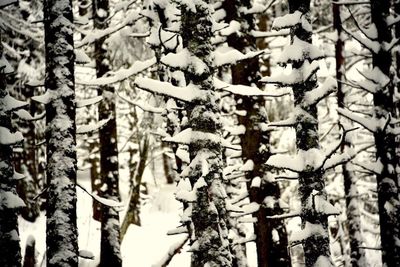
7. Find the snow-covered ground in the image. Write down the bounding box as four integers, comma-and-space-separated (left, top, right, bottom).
19, 166, 192, 267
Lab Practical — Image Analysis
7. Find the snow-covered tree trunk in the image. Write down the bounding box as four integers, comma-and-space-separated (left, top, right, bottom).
180, 1, 232, 266
92, 0, 122, 265
333, 4, 365, 267
370, 1, 400, 266
288, 2, 331, 265
222, 1, 290, 266
0, 44, 23, 267
262, 0, 337, 265
43, 0, 78, 266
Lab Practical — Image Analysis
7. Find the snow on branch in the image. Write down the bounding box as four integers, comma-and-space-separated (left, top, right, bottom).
77, 58, 156, 86
387, 15, 400, 27
214, 78, 290, 97
303, 77, 337, 106
230, 202, 260, 218
212, 48, 264, 67
75, 49, 91, 64
266, 123, 356, 172
218, 20, 241, 36
232, 234, 256, 245
76, 118, 110, 134
152, 235, 189, 267
331, 1, 370, 5
337, 108, 388, 133
250, 29, 290, 38
272, 11, 311, 31
277, 36, 324, 65
116, 92, 163, 114
1, 94, 28, 111
355, 67, 390, 94
76, 11, 144, 48
260, 61, 319, 87
164, 128, 240, 150
76, 183, 124, 208
0, 126, 23, 146
266, 148, 324, 173
342, 26, 380, 54
318, 125, 358, 170
14, 110, 45, 121
79, 250, 95, 260
239, 3, 266, 15
76, 96, 103, 108
266, 211, 300, 220
0, 54, 14, 73
353, 160, 383, 175
32, 91, 52, 105
134, 78, 202, 103
262, 107, 317, 130
161, 49, 209, 75
0, 0, 17, 9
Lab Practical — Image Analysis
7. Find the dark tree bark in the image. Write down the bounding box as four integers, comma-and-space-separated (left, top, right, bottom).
0, 44, 23, 267
92, 0, 122, 266
334, 3, 365, 267
180, 1, 232, 266
23, 235, 36, 267
263, 0, 333, 266
221, 1, 290, 267
43, 0, 78, 266
370, 1, 400, 266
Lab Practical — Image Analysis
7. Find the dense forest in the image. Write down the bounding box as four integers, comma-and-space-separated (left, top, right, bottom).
0, 0, 399, 266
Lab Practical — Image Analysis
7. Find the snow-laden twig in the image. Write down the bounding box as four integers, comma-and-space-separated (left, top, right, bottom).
76, 183, 124, 208
151, 235, 189, 267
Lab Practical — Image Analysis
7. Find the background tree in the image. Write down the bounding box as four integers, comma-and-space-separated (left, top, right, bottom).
43, 0, 79, 265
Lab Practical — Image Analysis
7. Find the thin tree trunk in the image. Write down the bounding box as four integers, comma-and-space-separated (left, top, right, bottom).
370, 1, 400, 266
92, 0, 122, 266
120, 134, 150, 238
23, 235, 36, 267
334, 3, 365, 267
43, 0, 78, 266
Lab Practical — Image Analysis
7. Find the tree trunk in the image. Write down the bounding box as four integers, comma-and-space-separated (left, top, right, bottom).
43, 0, 78, 266
180, 2, 232, 266
370, 1, 400, 266
120, 134, 150, 238
289, 1, 332, 266
92, 0, 122, 266
0, 45, 23, 267
23, 235, 36, 267
334, 3, 365, 267
222, 1, 290, 266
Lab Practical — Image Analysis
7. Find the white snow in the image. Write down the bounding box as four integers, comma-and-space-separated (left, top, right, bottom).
135, 78, 202, 103
76, 118, 110, 134
78, 58, 156, 86
76, 96, 103, 108
0, 126, 24, 145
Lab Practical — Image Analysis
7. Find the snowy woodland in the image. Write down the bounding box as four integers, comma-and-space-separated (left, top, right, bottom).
1, 0, 400, 266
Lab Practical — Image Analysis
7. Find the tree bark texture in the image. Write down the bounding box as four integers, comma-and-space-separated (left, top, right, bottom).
43, 0, 78, 266
0, 47, 23, 267
370, 1, 400, 266
288, 0, 332, 265
180, 1, 232, 266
